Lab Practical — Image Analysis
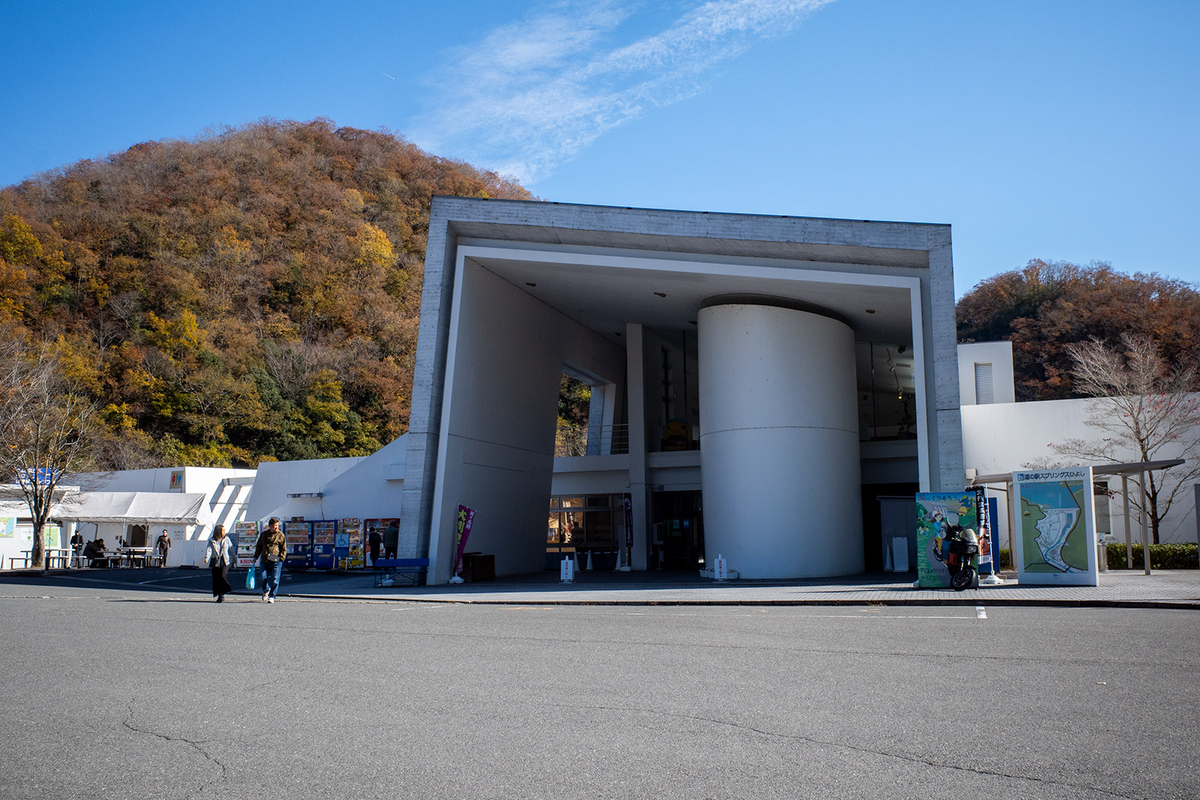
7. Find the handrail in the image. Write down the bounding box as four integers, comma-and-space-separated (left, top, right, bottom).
555, 422, 630, 457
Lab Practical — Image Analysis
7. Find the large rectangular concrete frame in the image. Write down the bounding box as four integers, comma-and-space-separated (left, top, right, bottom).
401, 198, 963, 584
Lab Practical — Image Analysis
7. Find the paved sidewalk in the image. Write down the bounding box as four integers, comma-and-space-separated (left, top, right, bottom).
288, 568, 1200, 608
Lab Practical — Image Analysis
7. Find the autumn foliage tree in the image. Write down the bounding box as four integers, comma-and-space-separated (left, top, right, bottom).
0, 119, 533, 468
957, 260, 1200, 400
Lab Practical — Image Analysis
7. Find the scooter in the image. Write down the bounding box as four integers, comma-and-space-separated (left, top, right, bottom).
943, 525, 980, 591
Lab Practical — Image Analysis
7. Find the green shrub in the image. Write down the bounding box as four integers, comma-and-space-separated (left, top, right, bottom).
1104, 542, 1198, 570
998, 548, 1013, 570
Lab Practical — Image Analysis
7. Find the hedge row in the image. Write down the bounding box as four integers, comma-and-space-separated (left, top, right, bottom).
996, 544, 1198, 571
1103, 542, 1198, 570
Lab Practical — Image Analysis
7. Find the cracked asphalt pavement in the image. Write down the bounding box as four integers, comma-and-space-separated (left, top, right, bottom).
0, 573, 1197, 799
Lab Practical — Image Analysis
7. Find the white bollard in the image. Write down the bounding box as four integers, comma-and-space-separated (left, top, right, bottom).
560, 557, 575, 583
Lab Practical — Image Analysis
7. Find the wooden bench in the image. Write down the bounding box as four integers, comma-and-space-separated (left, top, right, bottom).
372, 558, 429, 587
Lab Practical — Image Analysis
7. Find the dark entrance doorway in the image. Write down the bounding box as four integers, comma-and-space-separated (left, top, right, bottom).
650, 490, 703, 570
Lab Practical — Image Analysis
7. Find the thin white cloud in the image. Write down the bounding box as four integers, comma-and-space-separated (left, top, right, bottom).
409, 0, 837, 183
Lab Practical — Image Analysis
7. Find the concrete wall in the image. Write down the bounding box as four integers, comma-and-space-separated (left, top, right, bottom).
429, 259, 626, 581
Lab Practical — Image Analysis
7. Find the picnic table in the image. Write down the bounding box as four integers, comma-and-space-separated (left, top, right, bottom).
119, 547, 154, 567
9, 548, 73, 569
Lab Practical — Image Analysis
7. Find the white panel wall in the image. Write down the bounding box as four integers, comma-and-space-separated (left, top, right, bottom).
430, 260, 627, 581
963, 399, 1198, 544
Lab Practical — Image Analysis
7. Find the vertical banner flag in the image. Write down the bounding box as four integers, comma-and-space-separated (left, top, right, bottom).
974, 487, 996, 575
1012, 467, 1098, 586
454, 505, 476, 578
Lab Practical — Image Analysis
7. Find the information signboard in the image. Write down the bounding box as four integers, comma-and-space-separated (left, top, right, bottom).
1012, 467, 1098, 586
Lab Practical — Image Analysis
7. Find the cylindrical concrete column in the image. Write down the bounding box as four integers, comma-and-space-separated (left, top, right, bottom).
698, 302, 864, 578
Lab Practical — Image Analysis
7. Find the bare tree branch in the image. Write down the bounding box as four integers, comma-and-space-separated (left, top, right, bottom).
1052, 334, 1200, 542
0, 331, 98, 569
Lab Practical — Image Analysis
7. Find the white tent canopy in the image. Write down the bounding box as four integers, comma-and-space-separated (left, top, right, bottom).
56, 492, 212, 525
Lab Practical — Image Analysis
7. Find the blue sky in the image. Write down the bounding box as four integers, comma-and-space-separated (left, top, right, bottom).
2, 0, 1196, 297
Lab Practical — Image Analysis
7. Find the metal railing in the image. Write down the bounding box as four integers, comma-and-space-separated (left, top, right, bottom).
555, 423, 630, 457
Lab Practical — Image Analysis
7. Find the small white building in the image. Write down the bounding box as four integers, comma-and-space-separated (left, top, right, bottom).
54, 466, 254, 567
958, 341, 1198, 547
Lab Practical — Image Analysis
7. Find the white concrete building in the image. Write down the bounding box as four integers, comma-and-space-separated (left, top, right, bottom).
1, 467, 255, 569
401, 198, 966, 582
64, 466, 253, 567
243, 435, 407, 524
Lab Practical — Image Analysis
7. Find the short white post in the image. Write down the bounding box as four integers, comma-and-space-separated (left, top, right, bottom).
1122, 474, 1133, 568
1139, 471, 1151, 576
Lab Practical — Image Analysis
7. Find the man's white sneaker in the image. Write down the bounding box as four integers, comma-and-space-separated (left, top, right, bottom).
267, 596, 275, 604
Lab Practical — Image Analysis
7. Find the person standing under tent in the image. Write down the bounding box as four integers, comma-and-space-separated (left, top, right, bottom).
70, 530, 85, 568
156, 529, 171, 567
254, 518, 286, 604
205, 525, 235, 602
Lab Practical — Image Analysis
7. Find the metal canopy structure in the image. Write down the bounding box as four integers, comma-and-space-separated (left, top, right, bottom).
969, 459, 1186, 576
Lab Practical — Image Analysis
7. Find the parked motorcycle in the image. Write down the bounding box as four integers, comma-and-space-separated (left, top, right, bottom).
942, 525, 980, 591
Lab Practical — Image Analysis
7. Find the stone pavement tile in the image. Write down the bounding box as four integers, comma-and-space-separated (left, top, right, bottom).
290, 569, 1200, 608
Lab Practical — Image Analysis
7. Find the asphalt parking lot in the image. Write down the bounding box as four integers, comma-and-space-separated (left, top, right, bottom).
1, 570, 1197, 800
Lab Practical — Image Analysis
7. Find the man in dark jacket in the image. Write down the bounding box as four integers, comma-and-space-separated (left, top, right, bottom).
383, 519, 399, 560
254, 518, 287, 603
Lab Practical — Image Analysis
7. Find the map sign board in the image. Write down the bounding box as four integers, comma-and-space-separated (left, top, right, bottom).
1012, 467, 1098, 586
915, 493, 978, 588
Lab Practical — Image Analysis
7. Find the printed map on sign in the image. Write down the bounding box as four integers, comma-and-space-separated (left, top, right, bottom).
1020, 480, 1088, 573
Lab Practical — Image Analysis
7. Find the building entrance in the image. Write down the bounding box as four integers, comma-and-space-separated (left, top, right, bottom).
651, 490, 703, 570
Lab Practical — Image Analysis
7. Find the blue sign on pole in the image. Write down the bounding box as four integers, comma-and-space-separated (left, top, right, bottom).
16, 468, 62, 485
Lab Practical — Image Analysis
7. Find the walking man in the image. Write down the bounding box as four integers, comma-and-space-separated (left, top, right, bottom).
254, 517, 287, 603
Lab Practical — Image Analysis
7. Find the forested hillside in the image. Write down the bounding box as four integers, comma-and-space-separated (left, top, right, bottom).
0, 119, 532, 468
956, 260, 1200, 400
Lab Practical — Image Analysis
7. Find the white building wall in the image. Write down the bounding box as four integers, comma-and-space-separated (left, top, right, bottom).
958, 341, 1015, 406
962, 399, 1199, 545
244, 457, 364, 523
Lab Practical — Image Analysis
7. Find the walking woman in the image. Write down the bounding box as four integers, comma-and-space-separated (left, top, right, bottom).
206, 525, 235, 602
